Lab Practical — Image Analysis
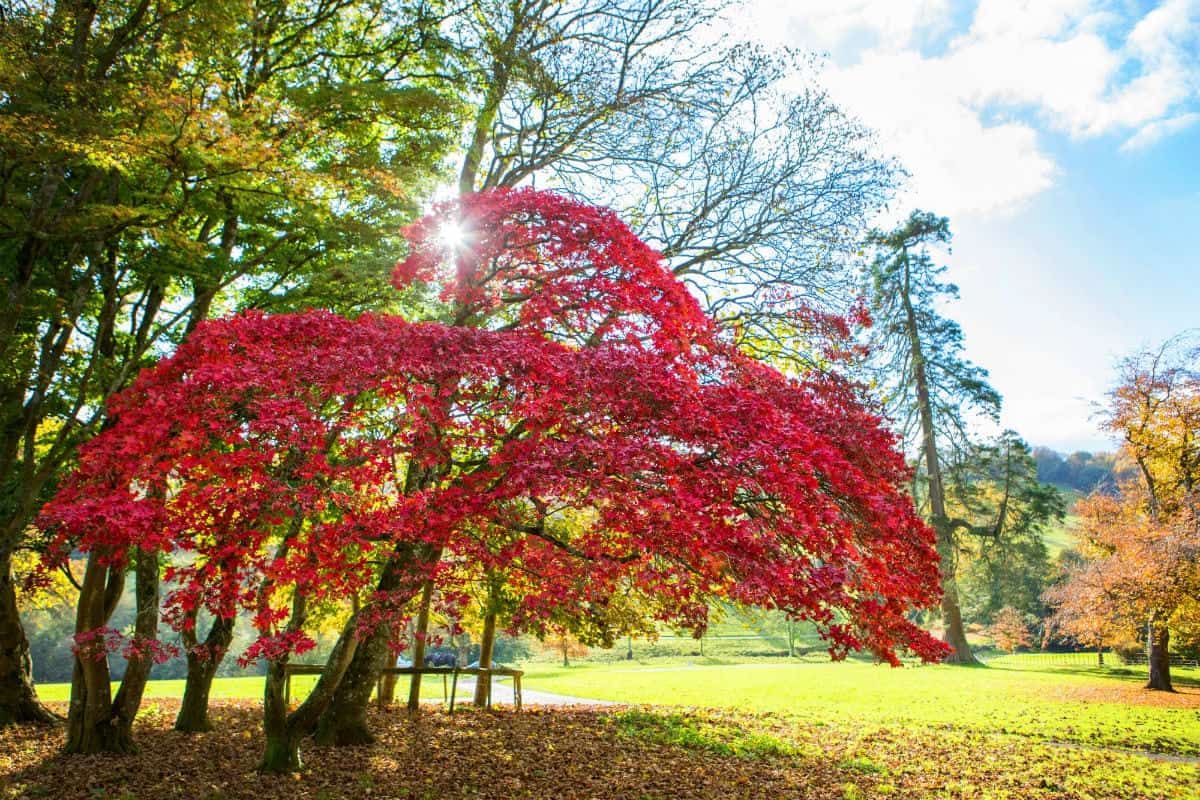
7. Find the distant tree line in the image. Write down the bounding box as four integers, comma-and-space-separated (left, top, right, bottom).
1032, 448, 1118, 494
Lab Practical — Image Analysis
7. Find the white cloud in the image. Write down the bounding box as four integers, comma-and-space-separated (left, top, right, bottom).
968, 0, 1096, 39
744, 0, 952, 52
822, 51, 1058, 216
741, 1, 1200, 218
1121, 112, 1200, 151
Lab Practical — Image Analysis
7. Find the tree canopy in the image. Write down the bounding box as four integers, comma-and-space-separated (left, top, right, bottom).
38, 189, 948, 766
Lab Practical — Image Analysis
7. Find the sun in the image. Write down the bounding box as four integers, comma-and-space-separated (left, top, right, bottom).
436, 220, 468, 252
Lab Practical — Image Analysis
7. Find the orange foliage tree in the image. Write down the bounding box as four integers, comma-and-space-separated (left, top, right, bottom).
1046, 335, 1200, 691
986, 607, 1033, 653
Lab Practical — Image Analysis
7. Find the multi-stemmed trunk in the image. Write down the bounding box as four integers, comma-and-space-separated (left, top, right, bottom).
175, 615, 235, 732
260, 612, 360, 772
315, 543, 438, 743
0, 547, 56, 727
312, 619, 395, 745
1145, 616, 1173, 692
66, 548, 159, 754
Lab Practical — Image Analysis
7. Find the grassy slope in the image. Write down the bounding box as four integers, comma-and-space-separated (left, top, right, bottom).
1042, 511, 1082, 556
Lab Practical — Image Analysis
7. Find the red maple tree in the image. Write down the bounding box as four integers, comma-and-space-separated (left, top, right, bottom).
40, 189, 947, 768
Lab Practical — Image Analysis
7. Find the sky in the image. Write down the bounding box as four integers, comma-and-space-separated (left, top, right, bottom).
736, 0, 1200, 453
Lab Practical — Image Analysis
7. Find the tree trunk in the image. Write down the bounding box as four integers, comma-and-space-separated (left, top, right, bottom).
175, 616, 235, 732
66, 548, 158, 754
407, 579, 435, 713
626, 635, 633, 661
1040, 619, 1054, 651
65, 553, 128, 754
316, 546, 436, 741
473, 612, 497, 707
937, 574, 975, 664
259, 606, 360, 772
261, 661, 304, 773
315, 457, 442, 739
0, 548, 56, 726
109, 548, 160, 746
1145, 617, 1173, 692
901, 248, 976, 665
377, 671, 399, 709
313, 622, 392, 745
66, 656, 134, 754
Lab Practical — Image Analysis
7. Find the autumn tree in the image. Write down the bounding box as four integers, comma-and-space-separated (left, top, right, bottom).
0, 0, 459, 726
1048, 335, 1200, 691
41, 191, 948, 770
543, 632, 589, 667
864, 211, 1002, 664
310, 0, 901, 721
986, 607, 1033, 653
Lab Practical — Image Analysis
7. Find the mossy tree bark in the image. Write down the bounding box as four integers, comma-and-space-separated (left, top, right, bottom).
0, 548, 56, 727
316, 542, 440, 743
259, 597, 359, 772
175, 614, 235, 732
66, 548, 158, 754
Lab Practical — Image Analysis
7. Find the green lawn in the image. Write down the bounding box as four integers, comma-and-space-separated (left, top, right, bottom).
25, 656, 1200, 798
34, 673, 452, 703
36, 656, 1198, 756
1042, 512, 1081, 555
518, 656, 1200, 756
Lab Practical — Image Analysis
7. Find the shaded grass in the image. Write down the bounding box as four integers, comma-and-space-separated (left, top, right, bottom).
3, 701, 1196, 800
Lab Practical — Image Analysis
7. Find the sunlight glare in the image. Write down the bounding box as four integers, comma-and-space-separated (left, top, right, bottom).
437, 220, 468, 252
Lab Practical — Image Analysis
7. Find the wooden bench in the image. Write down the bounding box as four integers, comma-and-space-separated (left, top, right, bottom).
283, 664, 524, 712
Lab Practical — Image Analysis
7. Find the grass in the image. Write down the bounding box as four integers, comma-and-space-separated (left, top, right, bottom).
18, 655, 1200, 799
1042, 512, 1081, 555
611, 708, 798, 759
35, 654, 1200, 756
34, 672, 452, 703
517, 656, 1200, 756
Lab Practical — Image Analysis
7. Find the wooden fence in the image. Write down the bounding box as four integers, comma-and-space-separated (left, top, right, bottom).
985, 650, 1200, 668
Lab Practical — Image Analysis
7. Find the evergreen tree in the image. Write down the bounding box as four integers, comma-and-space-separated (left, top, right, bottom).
865, 211, 1001, 663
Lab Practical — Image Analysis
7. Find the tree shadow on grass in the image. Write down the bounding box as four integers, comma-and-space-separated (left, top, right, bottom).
987, 661, 1200, 689
0, 700, 879, 800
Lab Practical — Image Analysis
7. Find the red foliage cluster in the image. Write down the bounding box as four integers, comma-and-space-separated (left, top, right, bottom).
40, 188, 948, 667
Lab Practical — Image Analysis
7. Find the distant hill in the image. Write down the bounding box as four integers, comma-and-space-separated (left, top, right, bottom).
1032, 447, 1118, 495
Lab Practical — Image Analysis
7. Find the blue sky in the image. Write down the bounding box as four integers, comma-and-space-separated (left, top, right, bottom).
738, 0, 1200, 452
